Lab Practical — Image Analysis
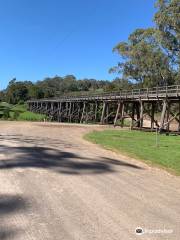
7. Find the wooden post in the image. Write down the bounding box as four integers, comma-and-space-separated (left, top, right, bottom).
58, 102, 62, 122
121, 102, 125, 128
49, 102, 53, 121
51, 102, 54, 118
94, 102, 98, 122
40, 102, 43, 113
43, 102, 45, 113
85, 103, 90, 123
140, 100, 143, 129
69, 102, 72, 122
28, 102, 31, 111
151, 102, 155, 130
65, 102, 68, 119
160, 100, 167, 131
131, 103, 135, 129
101, 102, 106, 124
46, 102, 48, 117
77, 103, 81, 122
166, 102, 170, 132
114, 102, 121, 126
51, 102, 54, 111
71, 102, 75, 122
178, 101, 180, 132
136, 102, 140, 128
80, 102, 86, 123
105, 103, 109, 124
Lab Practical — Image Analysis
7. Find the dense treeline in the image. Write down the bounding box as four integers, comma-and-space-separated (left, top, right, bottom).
0, 0, 179, 104
0, 76, 131, 104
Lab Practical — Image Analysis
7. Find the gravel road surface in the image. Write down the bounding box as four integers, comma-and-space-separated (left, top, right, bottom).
0, 121, 179, 240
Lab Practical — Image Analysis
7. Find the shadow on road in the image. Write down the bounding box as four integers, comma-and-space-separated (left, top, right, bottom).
0, 194, 29, 240
0, 134, 143, 239
0, 142, 143, 174
0, 194, 27, 215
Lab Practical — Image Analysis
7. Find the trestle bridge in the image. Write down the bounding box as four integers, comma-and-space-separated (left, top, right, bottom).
27, 85, 180, 132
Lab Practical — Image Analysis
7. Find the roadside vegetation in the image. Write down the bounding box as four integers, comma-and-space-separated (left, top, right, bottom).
85, 130, 180, 175
0, 102, 46, 121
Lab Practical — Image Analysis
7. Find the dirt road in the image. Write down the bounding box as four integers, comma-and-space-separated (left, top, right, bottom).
0, 121, 179, 240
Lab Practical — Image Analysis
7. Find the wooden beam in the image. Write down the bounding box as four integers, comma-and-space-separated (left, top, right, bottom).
58, 102, 62, 122
136, 102, 140, 128
160, 100, 167, 131
80, 102, 86, 123
68, 102, 72, 122
121, 102, 125, 128
178, 101, 180, 132
105, 103, 109, 123
140, 100, 143, 129
78, 103, 81, 122
100, 102, 106, 124
166, 102, 170, 132
85, 103, 90, 123
114, 102, 121, 126
131, 102, 135, 129
94, 102, 98, 122
50, 102, 54, 120
151, 102, 155, 130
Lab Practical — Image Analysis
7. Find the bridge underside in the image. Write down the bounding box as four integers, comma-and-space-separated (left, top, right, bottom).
28, 97, 180, 133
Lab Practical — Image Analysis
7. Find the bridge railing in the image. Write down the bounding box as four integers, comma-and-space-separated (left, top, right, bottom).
28, 85, 180, 102
61, 85, 180, 99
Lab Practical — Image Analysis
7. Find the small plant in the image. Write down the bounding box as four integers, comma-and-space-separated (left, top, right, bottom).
13, 111, 20, 120
0, 102, 45, 122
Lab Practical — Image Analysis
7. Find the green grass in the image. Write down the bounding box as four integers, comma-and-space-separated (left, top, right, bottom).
0, 102, 13, 108
12, 104, 46, 121
17, 111, 46, 121
116, 118, 131, 127
85, 130, 180, 175
0, 103, 46, 121
12, 103, 27, 112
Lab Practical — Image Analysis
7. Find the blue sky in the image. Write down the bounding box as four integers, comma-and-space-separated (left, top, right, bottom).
0, 0, 156, 89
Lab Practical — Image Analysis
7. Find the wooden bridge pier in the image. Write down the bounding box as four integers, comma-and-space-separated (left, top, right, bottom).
27, 85, 180, 133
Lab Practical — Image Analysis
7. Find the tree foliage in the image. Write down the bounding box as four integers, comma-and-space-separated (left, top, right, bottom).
154, 0, 180, 62
0, 102, 21, 120
5, 79, 33, 104
1, 76, 124, 104
110, 0, 179, 87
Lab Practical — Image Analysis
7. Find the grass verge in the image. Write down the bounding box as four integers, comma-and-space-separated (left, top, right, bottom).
84, 129, 180, 175
17, 111, 46, 121
13, 104, 46, 121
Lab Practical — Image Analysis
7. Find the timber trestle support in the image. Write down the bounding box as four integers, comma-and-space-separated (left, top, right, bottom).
27, 85, 180, 133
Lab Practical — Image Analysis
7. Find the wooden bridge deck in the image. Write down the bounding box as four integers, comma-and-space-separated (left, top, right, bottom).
28, 85, 180, 132
28, 85, 180, 102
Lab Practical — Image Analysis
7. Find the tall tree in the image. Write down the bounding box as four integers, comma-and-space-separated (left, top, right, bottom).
154, 0, 180, 83
154, 0, 180, 61
110, 28, 174, 87
5, 79, 32, 104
